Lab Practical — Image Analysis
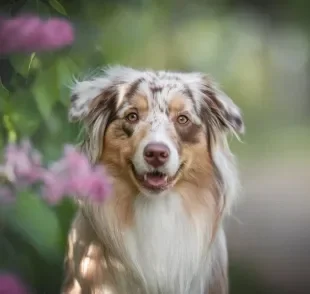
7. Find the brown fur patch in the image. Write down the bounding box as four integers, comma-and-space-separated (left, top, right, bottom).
111, 120, 133, 139
175, 122, 202, 144
128, 94, 149, 114
168, 96, 203, 144
109, 94, 149, 139
175, 137, 219, 214
170, 100, 223, 231
99, 116, 150, 227
121, 122, 134, 137
168, 95, 186, 114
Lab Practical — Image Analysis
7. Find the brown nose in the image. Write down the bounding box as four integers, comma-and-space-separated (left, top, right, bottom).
143, 143, 170, 168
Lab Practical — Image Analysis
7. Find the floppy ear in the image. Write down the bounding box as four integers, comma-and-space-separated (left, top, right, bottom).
68, 77, 118, 123
201, 76, 245, 135
68, 66, 142, 123
68, 76, 121, 163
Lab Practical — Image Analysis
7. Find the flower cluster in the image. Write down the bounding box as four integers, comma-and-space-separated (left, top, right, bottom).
4, 140, 42, 184
0, 140, 111, 205
0, 15, 74, 54
42, 145, 111, 204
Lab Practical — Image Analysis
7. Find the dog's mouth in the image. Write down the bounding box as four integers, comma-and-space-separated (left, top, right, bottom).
130, 163, 183, 192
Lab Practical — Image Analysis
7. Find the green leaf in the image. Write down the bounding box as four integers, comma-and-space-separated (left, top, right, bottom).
0, 80, 10, 113
0, 78, 9, 97
10, 55, 32, 77
49, 0, 67, 16
56, 58, 80, 105
32, 63, 59, 127
3, 114, 17, 143
9, 90, 41, 137
2, 192, 63, 262
28, 53, 39, 73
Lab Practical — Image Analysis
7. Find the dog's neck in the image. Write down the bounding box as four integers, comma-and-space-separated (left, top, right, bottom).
124, 192, 212, 294
85, 187, 219, 294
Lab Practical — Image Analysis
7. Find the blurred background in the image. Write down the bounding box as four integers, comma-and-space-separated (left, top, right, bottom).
0, 0, 309, 293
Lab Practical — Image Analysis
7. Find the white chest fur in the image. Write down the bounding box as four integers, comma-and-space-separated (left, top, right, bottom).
111, 192, 212, 294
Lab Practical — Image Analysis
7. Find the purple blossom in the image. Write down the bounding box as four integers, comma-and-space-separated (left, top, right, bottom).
42, 145, 112, 204
4, 140, 42, 185
40, 170, 67, 205
0, 15, 74, 54
0, 141, 111, 205
0, 273, 29, 294
68, 165, 111, 202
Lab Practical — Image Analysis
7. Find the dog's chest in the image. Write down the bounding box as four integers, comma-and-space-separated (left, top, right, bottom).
111, 193, 211, 294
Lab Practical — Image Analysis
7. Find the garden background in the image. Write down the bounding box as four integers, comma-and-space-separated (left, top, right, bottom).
1, 0, 310, 293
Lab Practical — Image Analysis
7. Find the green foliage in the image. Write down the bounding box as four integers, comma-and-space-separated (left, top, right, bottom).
49, 0, 68, 16
3, 192, 63, 262
0, 0, 309, 293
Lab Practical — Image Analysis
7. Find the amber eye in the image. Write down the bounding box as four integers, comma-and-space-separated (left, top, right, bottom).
126, 112, 139, 123
177, 115, 189, 125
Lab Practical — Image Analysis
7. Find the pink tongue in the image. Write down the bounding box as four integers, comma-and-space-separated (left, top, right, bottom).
146, 175, 166, 187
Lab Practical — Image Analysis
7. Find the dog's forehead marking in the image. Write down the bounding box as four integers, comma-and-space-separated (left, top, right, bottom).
143, 79, 182, 128
138, 73, 196, 112
115, 69, 203, 127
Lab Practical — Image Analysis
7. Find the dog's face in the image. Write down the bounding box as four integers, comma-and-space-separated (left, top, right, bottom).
102, 87, 205, 194
69, 67, 244, 197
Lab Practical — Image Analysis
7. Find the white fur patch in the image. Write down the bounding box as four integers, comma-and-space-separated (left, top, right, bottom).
132, 114, 180, 178
122, 192, 211, 294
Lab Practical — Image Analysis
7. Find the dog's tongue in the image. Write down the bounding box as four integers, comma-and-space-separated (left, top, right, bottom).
145, 173, 167, 188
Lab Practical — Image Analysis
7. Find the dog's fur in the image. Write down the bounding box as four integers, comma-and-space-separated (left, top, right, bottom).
61, 66, 244, 294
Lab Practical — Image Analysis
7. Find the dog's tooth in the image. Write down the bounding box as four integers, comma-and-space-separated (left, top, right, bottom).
144, 174, 147, 181
164, 175, 168, 182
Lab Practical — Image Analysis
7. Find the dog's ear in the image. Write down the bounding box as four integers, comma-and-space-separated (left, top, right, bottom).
67, 76, 121, 163
68, 77, 118, 123
201, 76, 244, 135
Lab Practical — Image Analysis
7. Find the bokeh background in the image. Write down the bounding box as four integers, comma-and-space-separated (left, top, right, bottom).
1, 0, 310, 293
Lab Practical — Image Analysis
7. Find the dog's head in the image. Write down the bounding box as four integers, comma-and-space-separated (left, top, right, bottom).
69, 66, 243, 202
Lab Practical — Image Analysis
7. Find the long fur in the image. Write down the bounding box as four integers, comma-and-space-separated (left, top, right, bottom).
62, 66, 244, 294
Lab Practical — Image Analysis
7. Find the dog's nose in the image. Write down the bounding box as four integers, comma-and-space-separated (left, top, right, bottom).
143, 143, 170, 168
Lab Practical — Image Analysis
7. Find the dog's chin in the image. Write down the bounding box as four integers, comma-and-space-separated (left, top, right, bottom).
129, 162, 183, 194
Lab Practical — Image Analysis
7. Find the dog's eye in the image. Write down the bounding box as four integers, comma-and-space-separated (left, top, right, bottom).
126, 112, 139, 123
177, 115, 189, 125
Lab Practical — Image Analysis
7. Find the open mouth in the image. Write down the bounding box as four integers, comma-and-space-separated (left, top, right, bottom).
130, 163, 183, 192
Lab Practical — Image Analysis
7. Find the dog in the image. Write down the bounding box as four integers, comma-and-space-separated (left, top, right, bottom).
61, 66, 244, 294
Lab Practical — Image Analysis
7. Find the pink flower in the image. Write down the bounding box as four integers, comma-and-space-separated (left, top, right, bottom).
40, 170, 67, 205
68, 166, 112, 202
0, 273, 29, 294
4, 140, 42, 185
42, 145, 111, 204
0, 15, 74, 54
0, 140, 111, 205
57, 145, 91, 176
